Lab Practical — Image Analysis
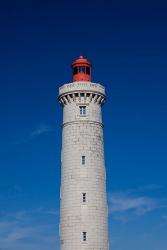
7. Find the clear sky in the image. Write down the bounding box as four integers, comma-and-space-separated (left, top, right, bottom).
0, 0, 167, 249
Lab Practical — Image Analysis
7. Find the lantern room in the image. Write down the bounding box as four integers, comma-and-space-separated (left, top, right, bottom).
71, 56, 92, 82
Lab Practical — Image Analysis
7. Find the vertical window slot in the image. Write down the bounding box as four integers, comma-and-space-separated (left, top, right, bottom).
83, 232, 87, 241
82, 193, 86, 203
82, 156, 86, 165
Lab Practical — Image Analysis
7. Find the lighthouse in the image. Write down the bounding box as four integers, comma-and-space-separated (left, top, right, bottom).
58, 56, 109, 250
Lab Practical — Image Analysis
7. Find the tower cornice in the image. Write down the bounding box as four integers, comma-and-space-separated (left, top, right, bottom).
59, 81, 105, 96
58, 81, 106, 107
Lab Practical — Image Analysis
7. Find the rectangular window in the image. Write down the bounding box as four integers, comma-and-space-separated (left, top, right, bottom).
86, 67, 90, 75
82, 156, 85, 165
82, 193, 86, 203
73, 67, 78, 75
79, 66, 85, 73
83, 232, 87, 241
80, 106, 86, 115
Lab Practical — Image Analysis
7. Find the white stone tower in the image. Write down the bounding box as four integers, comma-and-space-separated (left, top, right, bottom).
58, 56, 108, 250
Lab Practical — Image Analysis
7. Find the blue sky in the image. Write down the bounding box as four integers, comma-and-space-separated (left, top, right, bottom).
0, 0, 167, 249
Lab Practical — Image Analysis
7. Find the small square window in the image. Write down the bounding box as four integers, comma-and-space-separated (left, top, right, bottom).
82, 193, 86, 203
79, 106, 86, 115
82, 156, 85, 165
83, 232, 87, 241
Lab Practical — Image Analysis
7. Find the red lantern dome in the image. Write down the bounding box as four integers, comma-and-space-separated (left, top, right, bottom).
71, 56, 92, 82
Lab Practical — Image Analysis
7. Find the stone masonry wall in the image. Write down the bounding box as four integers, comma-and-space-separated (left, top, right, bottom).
59, 81, 108, 250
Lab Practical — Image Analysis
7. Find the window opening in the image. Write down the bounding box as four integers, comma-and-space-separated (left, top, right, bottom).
80, 106, 86, 115
83, 232, 87, 241
79, 66, 85, 73
82, 156, 86, 165
82, 193, 86, 203
86, 67, 90, 75
73, 67, 78, 75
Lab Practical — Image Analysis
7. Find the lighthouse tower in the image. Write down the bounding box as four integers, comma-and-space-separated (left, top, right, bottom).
59, 56, 109, 250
